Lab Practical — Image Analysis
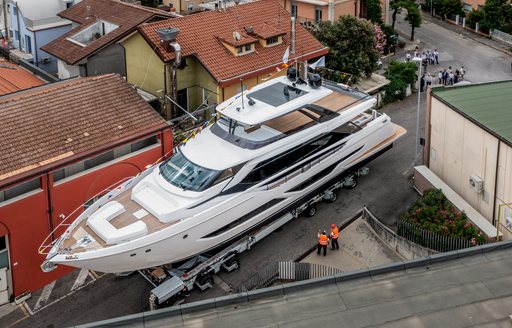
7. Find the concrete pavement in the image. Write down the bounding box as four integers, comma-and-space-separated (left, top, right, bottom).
301, 217, 404, 272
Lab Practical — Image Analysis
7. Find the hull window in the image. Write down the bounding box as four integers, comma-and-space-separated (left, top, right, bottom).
201, 198, 285, 238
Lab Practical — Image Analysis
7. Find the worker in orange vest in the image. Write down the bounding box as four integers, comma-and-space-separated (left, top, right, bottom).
317, 230, 329, 256
330, 224, 339, 250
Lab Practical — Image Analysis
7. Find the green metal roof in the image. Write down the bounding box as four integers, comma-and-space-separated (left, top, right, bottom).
432, 80, 512, 145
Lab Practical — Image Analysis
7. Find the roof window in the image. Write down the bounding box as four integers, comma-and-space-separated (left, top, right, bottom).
67, 20, 119, 47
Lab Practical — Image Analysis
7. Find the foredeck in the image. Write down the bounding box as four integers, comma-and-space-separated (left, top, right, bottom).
62, 190, 172, 253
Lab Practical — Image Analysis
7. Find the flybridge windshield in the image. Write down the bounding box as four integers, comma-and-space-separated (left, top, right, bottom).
248, 82, 308, 107
159, 151, 219, 191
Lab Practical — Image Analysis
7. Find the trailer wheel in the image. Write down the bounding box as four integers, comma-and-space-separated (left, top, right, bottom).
197, 274, 214, 290
344, 178, 358, 189
223, 257, 240, 272
307, 206, 317, 217
327, 191, 338, 203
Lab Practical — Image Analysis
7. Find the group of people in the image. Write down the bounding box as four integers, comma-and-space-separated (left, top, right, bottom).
317, 224, 340, 256
437, 66, 465, 86
405, 47, 440, 66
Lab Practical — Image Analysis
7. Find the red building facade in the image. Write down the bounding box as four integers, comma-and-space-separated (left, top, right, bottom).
0, 74, 173, 300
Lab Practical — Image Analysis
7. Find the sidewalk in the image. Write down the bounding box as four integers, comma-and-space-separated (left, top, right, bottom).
421, 14, 512, 56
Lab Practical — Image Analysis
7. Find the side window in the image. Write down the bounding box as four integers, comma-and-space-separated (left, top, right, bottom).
0, 177, 41, 202
0, 236, 8, 269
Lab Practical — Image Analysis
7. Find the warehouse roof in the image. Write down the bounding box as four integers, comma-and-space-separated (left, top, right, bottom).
431, 80, 512, 145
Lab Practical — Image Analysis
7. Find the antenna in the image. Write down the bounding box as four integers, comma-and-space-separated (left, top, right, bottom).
240, 78, 244, 111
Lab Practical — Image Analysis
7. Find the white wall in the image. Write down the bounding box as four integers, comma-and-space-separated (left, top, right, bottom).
495, 142, 512, 239
57, 59, 79, 79
429, 97, 498, 222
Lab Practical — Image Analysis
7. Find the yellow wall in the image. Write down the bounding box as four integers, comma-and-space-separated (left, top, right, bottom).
222, 68, 287, 100
429, 97, 499, 224
123, 32, 165, 98
495, 142, 512, 239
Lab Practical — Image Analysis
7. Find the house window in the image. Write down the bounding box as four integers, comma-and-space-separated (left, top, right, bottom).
245, 44, 252, 52
0, 236, 8, 269
237, 47, 243, 54
188, 3, 194, 11
177, 89, 188, 111
13, 6, 17, 15
66, 1, 74, 8
25, 35, 32, 53
0, 177, 42, 203
266, 36, 279, 46
9, 30, 13, 38
462, 2, 472, 11
53, 135, 159, 182
315, 7, 322, 22
14, 30, 19, 41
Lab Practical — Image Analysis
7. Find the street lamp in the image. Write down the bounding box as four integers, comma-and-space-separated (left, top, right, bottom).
496, 203, 512, 241
412, 57, 422, 162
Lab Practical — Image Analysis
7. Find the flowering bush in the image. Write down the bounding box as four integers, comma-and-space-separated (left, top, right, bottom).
374, 25, 386, 53
400, 189, 486, 244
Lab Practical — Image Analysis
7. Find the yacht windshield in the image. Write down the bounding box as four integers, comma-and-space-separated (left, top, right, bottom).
159, 151, 219, 191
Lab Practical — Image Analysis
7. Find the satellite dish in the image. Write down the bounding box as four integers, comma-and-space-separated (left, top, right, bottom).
233, 31, 241, 41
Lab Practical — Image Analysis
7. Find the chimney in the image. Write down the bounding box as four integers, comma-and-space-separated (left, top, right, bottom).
245, 26, 254, 34
157, 27, 180, 52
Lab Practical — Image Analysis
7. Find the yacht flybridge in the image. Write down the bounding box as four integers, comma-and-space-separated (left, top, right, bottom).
40, 70, 406, 273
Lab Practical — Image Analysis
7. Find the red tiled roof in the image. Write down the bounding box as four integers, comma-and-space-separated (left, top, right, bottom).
0, 74, 167, 182
138, 0, 328, 85
0, 60, 46, 96
41, 0, 173, 65
218, 33, 257, 47
250, 22, 287, 39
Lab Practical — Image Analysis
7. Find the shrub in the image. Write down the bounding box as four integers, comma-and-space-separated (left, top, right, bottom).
400, 189, 486, 244
383, 60, 418, 104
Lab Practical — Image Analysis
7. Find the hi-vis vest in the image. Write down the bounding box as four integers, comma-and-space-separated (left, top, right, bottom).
331, 227, 339, 239
319, 234, 328, 245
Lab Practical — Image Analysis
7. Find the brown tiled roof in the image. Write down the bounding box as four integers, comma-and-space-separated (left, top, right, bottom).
41, 0, 173, 65
0, 59, 46, 96
138, 0, 328, 85
0, 74, 167, 182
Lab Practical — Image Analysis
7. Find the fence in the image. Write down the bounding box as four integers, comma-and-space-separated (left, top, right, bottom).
490, 29, 512, 46
239, 262, 343, 292
362, 207, 437, 259
397, 220, 482, 252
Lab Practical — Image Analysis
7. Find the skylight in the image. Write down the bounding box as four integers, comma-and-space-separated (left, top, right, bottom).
67, 20, 119, 47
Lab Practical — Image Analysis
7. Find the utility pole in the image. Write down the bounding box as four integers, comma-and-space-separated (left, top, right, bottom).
2, 0, 9, 42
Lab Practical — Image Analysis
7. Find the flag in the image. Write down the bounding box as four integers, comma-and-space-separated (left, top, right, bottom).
309, 56, 325, 70
282, 46, 290, 64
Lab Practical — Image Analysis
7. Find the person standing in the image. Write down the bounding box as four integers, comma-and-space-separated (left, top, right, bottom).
434, 49, 439, 64
438, 71, 443, 84
317, 230, 329, 256
420, 73, 425, 92
426, 74, 432, 88
460, 66, 465, 80
330, 224, 339, 250
449, 71, 454, 85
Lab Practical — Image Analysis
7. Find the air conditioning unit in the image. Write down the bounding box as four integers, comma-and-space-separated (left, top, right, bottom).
41, 57, 50, 64
469, 175, 484, 193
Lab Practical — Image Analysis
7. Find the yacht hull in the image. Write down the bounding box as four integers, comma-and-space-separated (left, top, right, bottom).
48, 133, 399, 273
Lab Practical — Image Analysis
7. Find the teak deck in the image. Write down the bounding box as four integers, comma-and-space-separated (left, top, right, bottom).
265, 92, 361, 134
63, 190, 170, 253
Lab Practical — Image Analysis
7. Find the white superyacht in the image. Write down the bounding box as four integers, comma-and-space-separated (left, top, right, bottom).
40, 70, 406, 273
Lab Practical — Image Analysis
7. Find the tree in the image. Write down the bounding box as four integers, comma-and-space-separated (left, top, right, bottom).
480, 0, 512, 33
441, 0, 464, 19
365, 0, 383, 24
403, 2, 422, 40
466, 9, 484, 29
314, 16, 380, 80
140, 0, 159, 8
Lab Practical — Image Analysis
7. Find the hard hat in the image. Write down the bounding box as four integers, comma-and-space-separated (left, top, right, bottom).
331, 224, 336, 228
322, 230, 326, 234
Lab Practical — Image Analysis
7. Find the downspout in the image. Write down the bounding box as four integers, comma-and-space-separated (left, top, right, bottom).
15, 1, 20, 50
33, 30, 37, 66
163, 62, 168, 117
491, 141, 501, 225
45, 172, 55, 241
2, 0, 8, 42
354, 0, 357, 16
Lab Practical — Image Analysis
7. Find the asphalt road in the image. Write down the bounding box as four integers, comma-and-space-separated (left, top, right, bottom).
8, 18, 512, 327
